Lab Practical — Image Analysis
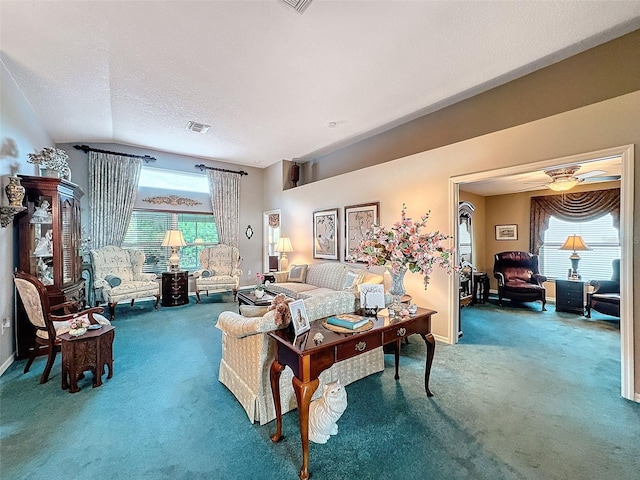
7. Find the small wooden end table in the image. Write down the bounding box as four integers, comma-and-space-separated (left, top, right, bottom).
60, 325, 115, 393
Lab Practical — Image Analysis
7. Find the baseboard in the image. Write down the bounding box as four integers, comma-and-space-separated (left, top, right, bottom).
0, 353, 15, 377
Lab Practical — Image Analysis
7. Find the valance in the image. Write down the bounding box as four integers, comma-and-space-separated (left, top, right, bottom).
529, 188, 620, 255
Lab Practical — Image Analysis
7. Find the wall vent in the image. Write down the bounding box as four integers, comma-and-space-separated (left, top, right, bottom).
186, 121, 210, 134
278, 0, 313, 14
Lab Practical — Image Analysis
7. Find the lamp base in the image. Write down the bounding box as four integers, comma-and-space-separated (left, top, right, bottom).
279, 254, 289, 272
168, 248, 180, 272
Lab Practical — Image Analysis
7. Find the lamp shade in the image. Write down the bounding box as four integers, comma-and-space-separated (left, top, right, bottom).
275, 236, 294, 253
559, 235, 591, 252
161, 230, 186, 247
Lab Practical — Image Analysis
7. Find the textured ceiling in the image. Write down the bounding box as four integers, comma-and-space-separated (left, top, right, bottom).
1, 1, 640, 168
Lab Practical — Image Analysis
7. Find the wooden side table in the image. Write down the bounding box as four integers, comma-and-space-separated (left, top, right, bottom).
60, 325, 115, 393
161, 271, 189, 307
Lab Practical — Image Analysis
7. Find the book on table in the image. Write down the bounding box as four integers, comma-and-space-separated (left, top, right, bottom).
326, 313, 370, 330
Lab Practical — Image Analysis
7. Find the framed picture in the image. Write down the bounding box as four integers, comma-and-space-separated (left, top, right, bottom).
360, 284, 385, 309
344, 202, 379, 262
313, 208, 339, 260
495, 224, 518, 240
289, 299, 310, 335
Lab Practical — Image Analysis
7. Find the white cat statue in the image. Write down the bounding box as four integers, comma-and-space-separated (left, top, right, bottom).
308, 380, 348, 444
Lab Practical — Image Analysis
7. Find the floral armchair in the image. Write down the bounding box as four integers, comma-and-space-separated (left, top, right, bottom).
90, 245, 160, 320
193, 245, 242, 302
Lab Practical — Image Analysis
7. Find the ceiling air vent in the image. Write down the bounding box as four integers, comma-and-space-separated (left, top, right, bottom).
186, 121, 210, 134
278, 0, 313, 14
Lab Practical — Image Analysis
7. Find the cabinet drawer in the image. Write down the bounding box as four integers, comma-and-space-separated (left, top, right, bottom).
335, 332, 382, 362
383, 323, 418, 343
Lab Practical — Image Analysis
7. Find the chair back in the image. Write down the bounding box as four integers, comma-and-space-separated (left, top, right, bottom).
199, 245, 240, 276
611, 259, 620, 284
14, 271, 56, 339
493, 251, 540, 283
91, 246, 145, 282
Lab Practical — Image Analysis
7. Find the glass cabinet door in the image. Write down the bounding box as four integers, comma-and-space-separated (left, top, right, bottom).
28, 195, 55, 285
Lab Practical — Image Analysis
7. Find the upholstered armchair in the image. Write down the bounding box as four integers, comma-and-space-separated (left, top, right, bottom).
493, 251, 547, 311
587, 259, 620, 318
14, 271, 111, 384
90, 245, 160, 320
193, 244, 242, 303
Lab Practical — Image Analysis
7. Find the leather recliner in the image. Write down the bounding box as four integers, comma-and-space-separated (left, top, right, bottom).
493, 251, 547, 311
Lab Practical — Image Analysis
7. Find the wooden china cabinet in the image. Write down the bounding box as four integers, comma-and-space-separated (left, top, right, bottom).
15, 175, 85, 359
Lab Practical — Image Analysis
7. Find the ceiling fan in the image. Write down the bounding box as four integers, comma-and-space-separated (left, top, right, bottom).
524, 165, 619, 192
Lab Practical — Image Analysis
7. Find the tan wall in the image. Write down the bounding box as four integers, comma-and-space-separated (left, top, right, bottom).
263, 91, 639, 392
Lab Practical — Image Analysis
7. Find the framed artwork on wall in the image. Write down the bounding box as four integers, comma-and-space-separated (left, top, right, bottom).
313, 208, 339, 260
495, 224, 518, 240
344, 202, 379, 262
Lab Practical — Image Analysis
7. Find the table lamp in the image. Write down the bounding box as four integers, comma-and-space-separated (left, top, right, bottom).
559, 234, 591, 279
275, 236, 294, 271
161, 229, 187, 272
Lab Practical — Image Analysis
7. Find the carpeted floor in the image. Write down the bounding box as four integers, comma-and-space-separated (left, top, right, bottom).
1, 294, 638, 480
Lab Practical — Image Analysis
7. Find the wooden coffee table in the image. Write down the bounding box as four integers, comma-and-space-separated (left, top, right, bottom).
60, 325, 115, 393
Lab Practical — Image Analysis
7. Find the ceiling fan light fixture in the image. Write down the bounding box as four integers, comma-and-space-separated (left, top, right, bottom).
547, 177, 580, 191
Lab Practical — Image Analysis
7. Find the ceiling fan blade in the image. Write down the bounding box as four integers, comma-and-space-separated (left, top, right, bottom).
575, 169, 606, 179
582, 175, 621, 183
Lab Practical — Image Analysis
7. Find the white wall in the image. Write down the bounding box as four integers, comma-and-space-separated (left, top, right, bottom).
0, 60, 51, 373
263, 91, 639, 355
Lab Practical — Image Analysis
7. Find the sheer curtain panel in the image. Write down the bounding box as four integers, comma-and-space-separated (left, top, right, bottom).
89, 152, 142, 249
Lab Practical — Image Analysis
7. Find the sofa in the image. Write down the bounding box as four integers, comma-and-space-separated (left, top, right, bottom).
216, 262, 386, 425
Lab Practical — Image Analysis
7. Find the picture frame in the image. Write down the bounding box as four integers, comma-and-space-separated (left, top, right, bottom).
289, 299, 310, 336
360, 284, 385, 310
344, 202, 379, 262
495, 224, 518, 240
313, 208, 339, 260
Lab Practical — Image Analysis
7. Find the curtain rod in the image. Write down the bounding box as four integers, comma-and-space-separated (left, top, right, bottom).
73, 145, 157, 162
195, 164, 248, 176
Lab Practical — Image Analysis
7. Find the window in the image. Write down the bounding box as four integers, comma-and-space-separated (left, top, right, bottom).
123, 210, 218, 273
138, 166, 209, 193
539, 214, 620, 280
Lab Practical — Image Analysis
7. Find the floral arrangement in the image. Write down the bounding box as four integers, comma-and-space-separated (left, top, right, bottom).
351, 204, 457, 288
255, 273, 266, 291
69, 315, 90, 330
27, 147, 70, 173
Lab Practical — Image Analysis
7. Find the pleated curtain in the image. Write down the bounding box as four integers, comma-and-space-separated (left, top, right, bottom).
529, 188, 620, 255
207, 170, 240, 248
89, 152, 142, 249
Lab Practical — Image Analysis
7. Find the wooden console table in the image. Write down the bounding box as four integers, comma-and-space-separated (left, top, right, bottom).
60, 325, 115, 393
268, 307, 436, 480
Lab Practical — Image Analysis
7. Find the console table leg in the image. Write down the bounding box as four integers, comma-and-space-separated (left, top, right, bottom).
292, 376, 319, 480
394, 339, 401, 380
420, 333, 435, 397
269, 360, 285, 443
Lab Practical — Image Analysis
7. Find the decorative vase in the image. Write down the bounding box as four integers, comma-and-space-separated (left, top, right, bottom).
255, 289, 265, 299
40, 168, 60, 178
5, 176, 25, 207
388, 266, 407, 314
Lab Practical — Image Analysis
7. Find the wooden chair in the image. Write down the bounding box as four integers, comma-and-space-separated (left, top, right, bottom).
13, 271, 110, 384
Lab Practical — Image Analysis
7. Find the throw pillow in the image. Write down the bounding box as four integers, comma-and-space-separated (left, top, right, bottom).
104, 275, 122, 287
201, 269, 216, 278
240, 305, 269, 318
343, 270, 364, 291
287, 264, 308, 283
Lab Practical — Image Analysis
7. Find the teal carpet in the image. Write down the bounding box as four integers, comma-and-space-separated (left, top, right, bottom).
1, 294, 638, 479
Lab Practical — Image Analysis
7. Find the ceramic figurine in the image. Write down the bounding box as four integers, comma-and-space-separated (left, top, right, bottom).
308, 381, 348, 444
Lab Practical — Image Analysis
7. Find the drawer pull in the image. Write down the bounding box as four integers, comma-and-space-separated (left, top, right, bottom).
397, 327, 407, 337
355, 341, 367, 352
